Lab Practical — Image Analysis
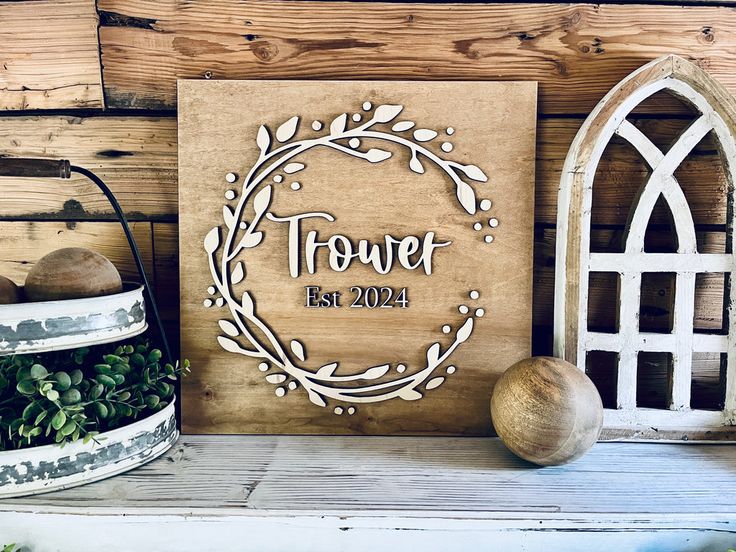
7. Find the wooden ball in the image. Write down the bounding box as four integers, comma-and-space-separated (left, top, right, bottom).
0, 275, 21, 304
490, 356, 603, 466
24, 247, 123, 302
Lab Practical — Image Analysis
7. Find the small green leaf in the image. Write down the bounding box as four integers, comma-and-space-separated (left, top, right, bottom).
60, 420, 76, 437
90, 383, 104, 400
144, 395, 160, 409
94, 364, 112, 375
130, 353, 145, 368
96, 374, 116, 388
93, 402, 109, 419
34, 410, 48, 426
30, 364, 48, 380
46, 389, 59, 402
61, 389, 82, 405
16, 380, 35, 395
54, 371, 71, 391
70, 369, 83, 386
51, 410, 66, 430
147, 349, 162, 363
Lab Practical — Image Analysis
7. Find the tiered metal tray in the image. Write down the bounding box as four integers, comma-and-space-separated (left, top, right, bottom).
0, 157, 179, 497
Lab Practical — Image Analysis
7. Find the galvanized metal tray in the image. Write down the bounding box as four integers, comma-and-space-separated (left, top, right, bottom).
0, 283, 147, 356
0, 400, 177, 498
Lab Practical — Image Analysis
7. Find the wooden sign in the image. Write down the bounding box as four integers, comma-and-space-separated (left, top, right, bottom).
178, 80, 537, 435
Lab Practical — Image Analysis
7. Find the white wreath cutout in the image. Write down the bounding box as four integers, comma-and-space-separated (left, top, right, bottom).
204, 102, 493, 412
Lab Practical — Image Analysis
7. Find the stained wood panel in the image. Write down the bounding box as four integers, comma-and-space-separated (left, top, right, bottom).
0, 0, 103, 110
0, 115, 727, 227
98, 1, 736, 114
178, 80, 536, 435
0, 116, 177, 220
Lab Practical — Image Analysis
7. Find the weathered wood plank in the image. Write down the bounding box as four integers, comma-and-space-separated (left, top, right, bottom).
0, 115, 727, 227
8, 435, 736, 513
0, 116, 177, 221
0, 221, 154, 286
0, 0, 104, 110
98, 1, 736, 114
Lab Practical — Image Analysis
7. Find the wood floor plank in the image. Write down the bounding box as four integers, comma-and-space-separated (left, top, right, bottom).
7, 435, 736, 514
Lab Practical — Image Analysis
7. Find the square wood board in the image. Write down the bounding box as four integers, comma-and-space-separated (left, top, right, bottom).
178, 80, 537, 435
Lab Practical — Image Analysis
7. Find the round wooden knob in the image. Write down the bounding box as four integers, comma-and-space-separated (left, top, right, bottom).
24, 247, 123, 302
0, 275, 21, 304
490, 356, 603, 466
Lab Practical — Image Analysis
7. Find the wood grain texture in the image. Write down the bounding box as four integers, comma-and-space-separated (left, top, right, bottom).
0, 116, 177, 220
178, 80, 536, 435
0, 221, 153, 286
0, 114, 727, 227
98, 1, 736, 114
0, 0, 103, 110
8, 435, 736, 513
2, 438, 736, 550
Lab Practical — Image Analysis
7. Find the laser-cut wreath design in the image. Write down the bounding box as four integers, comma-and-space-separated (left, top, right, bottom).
204, 102, 494, 413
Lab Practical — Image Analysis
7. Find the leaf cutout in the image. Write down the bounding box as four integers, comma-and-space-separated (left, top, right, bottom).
284, 162, 305, 174
218, 320, 239, 337
426, 342, 441, 366
456, 317, 474, 344
276, 116, 299, 143
223, 205, 236, 228
316, 363, 337, 378
373, 104, 403, 123
308, 389, 327, 408
330, 113, 348, 135
256, 125, 270, 154
455, 164, 488, 183
399, 388, 423, 401
456, 180, 476, 215
253, 185, 272, 215
365, 149, 392, 163
231, 262, 245, 284
413, 129, 438, 142
392, 121, 415, 132
239, 231, 263, 249
241, 291, 255, 317
363, 364, 390, 380
409, 154, 424, 174
217, 335, 242, 353
265, 373, 287, 384
291, 339, 306, 362
426, 377, 445, 390
204, 227, 220, 253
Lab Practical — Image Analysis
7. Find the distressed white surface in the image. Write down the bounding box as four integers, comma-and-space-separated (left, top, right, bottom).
1, 436, 735, 550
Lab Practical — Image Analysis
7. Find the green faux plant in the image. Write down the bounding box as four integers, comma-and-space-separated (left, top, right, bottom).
0, 339, 188, 451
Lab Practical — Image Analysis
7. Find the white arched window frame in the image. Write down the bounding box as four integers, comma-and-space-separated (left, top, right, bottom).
554, 55, 736, 439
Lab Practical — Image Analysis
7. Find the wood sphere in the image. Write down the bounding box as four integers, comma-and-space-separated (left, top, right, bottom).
490, 356, 603, 466
0, 275, 21, 304
24, 247, 123, 302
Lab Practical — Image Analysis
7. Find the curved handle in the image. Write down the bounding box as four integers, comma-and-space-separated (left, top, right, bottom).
0, 157, 172, 364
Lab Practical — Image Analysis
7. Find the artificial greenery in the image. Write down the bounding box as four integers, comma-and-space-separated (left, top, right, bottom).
0, 339, 188, 451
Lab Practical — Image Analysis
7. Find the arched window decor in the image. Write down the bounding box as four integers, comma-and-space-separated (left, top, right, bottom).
554, 55, 736, 439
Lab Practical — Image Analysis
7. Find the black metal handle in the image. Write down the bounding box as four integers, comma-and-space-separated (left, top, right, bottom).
0, 158, 172, 365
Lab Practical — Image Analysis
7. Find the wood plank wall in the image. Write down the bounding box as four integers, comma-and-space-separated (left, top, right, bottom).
1, 0, 734, 407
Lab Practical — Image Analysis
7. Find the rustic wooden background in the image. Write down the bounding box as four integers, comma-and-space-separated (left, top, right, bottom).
2, 0, 735, 410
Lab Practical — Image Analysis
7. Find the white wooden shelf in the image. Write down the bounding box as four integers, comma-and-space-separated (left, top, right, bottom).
1, 436, 735, 551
